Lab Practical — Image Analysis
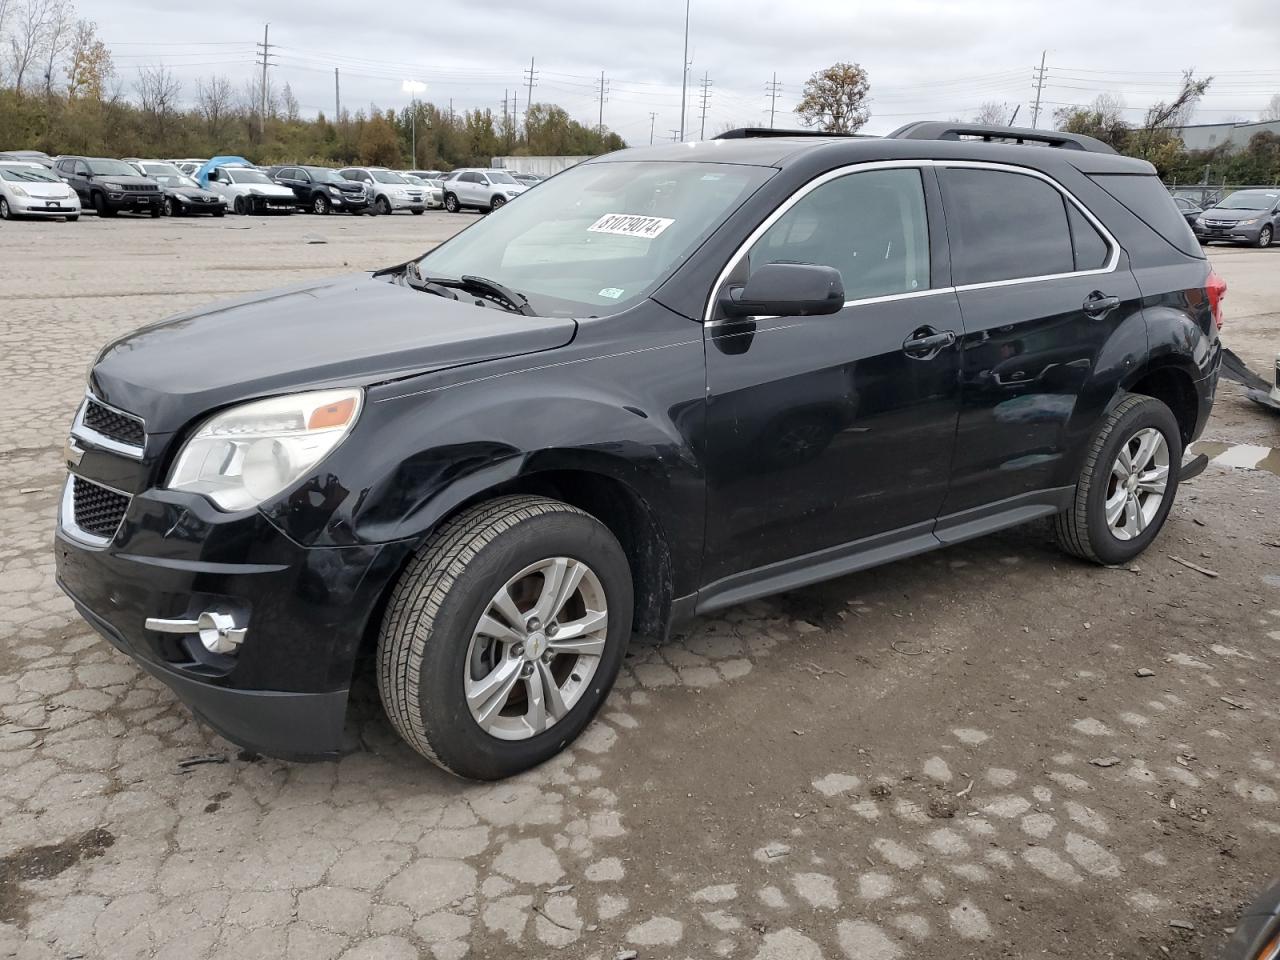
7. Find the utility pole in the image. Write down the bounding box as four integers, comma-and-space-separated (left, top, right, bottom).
596, 71, 609, 135
698, 71, 712, 140
523, 57, 538, 137
649, 111, 657, 145
333, 67, 340, 121
448, 98, 454, 124
678, 0, 690, 141
766, 73, 781, 128
669, 129, 680, 142
255, 23, 273, 136
1031, 50, 1047, 129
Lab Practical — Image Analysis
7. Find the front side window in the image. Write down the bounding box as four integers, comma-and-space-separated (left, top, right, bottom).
747, 168, 930, 301
943, 168, 1074, 285
372, 170, 405, 184
227, 169, 272, 185
487, 171, 518, 185
418, 160, 771, 317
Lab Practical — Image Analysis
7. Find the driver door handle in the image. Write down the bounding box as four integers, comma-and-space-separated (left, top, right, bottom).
902, 327, 957, 358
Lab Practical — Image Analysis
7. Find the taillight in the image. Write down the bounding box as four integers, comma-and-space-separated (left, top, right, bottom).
1207, 268, 1227, 330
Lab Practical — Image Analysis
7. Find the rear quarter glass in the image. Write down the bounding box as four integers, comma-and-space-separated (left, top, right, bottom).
1089, 173, 1204, 260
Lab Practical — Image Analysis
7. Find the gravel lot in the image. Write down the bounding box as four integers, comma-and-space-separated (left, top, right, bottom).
0, 212, 1277, 960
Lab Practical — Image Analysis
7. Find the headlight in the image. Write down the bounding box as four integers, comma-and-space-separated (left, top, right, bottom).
166, 389, 363, 511
11, 186, 28, 198
103, 181, 123, 190
328, 185, 342, 195
505, 191, 518, 197
1239, 217, 1259, 225
1195, 217, 1205, 226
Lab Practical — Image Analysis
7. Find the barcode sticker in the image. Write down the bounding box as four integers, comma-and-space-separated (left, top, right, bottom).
587, 214, 675, 239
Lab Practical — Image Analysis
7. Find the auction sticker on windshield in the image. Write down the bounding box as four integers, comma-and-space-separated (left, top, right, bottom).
587, 214, 675, 239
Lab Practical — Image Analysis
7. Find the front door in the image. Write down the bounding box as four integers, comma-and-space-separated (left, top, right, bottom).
702, 165, 963, 591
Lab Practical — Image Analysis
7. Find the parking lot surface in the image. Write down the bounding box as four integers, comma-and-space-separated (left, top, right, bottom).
0, 214, 1277, 960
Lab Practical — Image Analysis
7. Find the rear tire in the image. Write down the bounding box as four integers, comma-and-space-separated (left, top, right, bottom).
377, 495, 633, 780
1054, 394, 1182, 565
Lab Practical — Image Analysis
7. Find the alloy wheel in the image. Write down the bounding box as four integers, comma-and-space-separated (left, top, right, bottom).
1105, 427, 1169, 541
0, 198, 9, 220
1261, 226, 1273, 249
464, 557, 608, 741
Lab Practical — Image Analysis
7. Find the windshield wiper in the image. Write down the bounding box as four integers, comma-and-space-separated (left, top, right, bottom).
402, 262, 534, 316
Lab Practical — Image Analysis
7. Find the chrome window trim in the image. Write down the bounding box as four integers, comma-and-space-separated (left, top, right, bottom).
702, 158, 1121, 325
71, 391, 146, 459
60, 473, 131, 548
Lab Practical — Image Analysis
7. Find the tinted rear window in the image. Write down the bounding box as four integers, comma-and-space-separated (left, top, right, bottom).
1090, 174, 1204, 259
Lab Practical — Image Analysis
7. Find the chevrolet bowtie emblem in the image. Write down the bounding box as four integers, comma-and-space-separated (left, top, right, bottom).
64, 437, 84, 468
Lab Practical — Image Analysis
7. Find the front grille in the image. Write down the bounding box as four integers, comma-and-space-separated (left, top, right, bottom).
71, 476, 130, 540
83, 398, 145, 448
124, 183, 160, 193
1204, 219, 1235, 228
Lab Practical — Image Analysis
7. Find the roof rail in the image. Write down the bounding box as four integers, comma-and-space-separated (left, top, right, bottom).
885, 121, 1117, 155
715, 127, 864, 140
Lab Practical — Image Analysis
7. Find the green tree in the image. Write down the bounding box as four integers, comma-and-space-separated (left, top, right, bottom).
795, 62, 871, 134
357, 111, 401, 166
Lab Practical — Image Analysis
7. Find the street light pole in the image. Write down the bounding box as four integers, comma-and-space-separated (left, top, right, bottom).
402, 79, 427, 166
678, 0, 690, 141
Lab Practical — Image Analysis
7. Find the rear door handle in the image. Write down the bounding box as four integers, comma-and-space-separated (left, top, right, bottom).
902, 328, 957, 358
1083, 291, 1122, 318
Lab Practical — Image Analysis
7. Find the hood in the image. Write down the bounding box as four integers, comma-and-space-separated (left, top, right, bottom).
16, 180, 76, 198
93, 174, 157, 187
232, 182, 295, 198
89, 273, 578, 433
1203, 206, 1266, 221
331, 180, 365, 192
170, 186, 218, 199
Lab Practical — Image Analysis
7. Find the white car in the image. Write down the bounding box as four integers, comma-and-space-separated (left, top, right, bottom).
439, 168, 528, 214
401, 174, 444, 209
338, 167, 426, 216
204, 166, 296, 215
0, 162, 80, 221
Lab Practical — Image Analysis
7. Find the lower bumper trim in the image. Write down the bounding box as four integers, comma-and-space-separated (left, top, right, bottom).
66, 591, 348, 761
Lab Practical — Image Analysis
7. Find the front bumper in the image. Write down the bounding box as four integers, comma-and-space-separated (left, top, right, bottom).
1194, 222, 1264, 243
55, 482, 411, 759
390, 196, 426, 212
11, 196, 80, 216
331, 194, 370, 212
104, 193, 161, 213
250, 196, 296, 214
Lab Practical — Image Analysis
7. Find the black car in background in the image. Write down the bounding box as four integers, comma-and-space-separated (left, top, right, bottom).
55, 156, 162, 217
56, 123, 1222, 780
1172, 195, 1202, 227
128, 161, 225, 217
268, 165, 371, 215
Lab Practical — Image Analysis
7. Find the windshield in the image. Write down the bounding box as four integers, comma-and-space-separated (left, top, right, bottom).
305, 168, 345, 184
228, 168, 272, 185
140, 162, 182, 179
418, 160, 772, 317
372, 170, 406, 184
1219, 190, 1278, 210
154, 174, 200, 188
0, 166, 59, 182
487, 171, 518, 185
429, 179, 444, 188
87, 159, 138, 177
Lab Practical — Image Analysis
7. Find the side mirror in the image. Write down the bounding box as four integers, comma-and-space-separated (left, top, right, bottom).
720, 262, 846, 319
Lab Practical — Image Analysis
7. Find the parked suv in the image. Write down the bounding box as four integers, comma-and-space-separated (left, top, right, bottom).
440, 167, 527, 213
1192, 188, 1280, 247
55, 156, 162, 217
56, 123, 1222, 780
338, 167, 425, 215
204, 164, 297, 215
269, 165, 371, 215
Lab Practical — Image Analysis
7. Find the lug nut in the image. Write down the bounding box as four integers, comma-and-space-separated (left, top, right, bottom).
526, 617, 542, 632
511, 644, 524, 658
546, 623, 559, 637
521, 663, 535, 677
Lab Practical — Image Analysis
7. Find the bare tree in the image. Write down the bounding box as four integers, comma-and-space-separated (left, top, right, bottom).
135, 63, 182, 142
1261, 94, 1280, 122
281, 81, 299, 122
65, 18, 112, 101
39, 0, 72, 96
973, 101, 1010, 125
196, 74, 234, 141
796, 61, 871, 133
9, 0, 54, 92
1135, 70, 1212, 163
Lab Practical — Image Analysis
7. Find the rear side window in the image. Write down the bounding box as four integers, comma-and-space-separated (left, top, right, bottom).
1066, 205, 1110, 271
942, 168, 1075, 285
1090, 174, 1204, 260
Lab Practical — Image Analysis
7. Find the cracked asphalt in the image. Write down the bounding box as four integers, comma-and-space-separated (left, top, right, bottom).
0, 212, 1277, 960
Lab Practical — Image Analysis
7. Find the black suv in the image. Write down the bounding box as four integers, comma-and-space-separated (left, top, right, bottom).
55, 156, 163, 217
56, 123, 1222, 780
268, 165, 371, 215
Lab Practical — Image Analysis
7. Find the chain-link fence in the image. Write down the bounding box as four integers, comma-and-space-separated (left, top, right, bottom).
1164, 181, 1280, 207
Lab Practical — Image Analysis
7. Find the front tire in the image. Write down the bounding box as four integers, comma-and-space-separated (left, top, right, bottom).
377, 495, 633, 780
444, 192, 460, 213
376, 196, 393, 216
1259, 225, 1274, 249
489, 195, 506, 213
233, 196, 248, 216
163, 197, 176, 217
1054, 394, 1182, 565
0, 198, 11, 220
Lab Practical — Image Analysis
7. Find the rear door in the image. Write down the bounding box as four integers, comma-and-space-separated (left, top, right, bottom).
702, 164, 963, 588
936, 163, 1145, 523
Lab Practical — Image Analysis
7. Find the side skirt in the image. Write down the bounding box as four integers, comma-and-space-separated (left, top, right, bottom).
689, 486, 1075, 619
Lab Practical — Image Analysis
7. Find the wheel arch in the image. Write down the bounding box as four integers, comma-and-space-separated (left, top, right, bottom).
1120, 359, 1200, 447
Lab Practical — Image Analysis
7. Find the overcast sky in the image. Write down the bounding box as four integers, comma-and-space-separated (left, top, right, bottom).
82, 0, 1280, 145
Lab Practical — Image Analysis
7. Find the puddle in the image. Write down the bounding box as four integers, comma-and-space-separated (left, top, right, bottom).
1190, 441, 1280, 477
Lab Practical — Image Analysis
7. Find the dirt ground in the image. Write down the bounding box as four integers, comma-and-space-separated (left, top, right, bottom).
0, 211, 1276, 960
